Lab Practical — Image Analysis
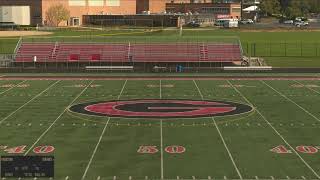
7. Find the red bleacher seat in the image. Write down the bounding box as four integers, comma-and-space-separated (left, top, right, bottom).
91, 54, 101, 61
69, 54, 79, 61
15, 42, 242, 63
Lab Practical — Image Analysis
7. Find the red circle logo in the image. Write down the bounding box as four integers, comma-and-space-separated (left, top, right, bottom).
69, 99, 252, 118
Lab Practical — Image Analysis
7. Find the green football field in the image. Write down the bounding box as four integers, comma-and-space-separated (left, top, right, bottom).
0, 77, 320, 180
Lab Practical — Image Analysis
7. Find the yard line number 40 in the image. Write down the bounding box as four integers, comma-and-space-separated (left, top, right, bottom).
0, 145, 54, 154
270, 145, 320, 154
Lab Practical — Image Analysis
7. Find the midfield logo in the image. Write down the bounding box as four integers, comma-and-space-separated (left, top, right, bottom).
69, 99, 253, 118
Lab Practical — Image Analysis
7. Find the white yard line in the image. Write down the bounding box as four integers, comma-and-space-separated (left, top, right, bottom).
81, 80, 127, 180
227, 80, 320, 179
193, 80, 243, 180
160, 119, 164, 180
293, 80, 320, 95
0, 80, 27, 95
160, 79, 162, 99
0, 80, 60, 125
159, 79, 164, 179
24, 80, 93, 156
261, 80, 320, 123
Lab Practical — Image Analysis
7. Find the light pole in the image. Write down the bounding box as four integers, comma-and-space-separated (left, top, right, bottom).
240, 0, 244, 20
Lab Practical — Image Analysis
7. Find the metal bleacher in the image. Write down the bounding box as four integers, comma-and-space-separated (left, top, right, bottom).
14, 42, 242, 63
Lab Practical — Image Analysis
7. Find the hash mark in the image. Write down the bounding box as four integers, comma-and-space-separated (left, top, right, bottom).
177, 176, 180, 180
255, 176, 259, 180
113, 176, 116, 180
129, 176, 132, 180
97, 176, 100, 180
65, 176, 69, 180
301, 176, 306, 180
145, 176, 148, 180
224, 176, 227, 180
192, 176, 196, 180
286, 176, 290, 179
208, 176, 212, 180
270, 176, 275, 180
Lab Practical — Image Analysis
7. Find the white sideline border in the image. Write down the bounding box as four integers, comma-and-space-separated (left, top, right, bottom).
227, 80, 320, 179
193, 80, 243, 180
81, 80, 127, 180
24, 80, 94, 155
0, 80, 27, 95
0, 80, 60, 125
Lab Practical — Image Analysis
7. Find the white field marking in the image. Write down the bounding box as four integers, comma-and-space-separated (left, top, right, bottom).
192, 176, 196, 180
129, 176, 132, 180
24, 80, 93, 156
97, 176, 101, 180
208, 176, 212, 180
193, 80, 243, 180
286, 176, 290, 179
0, 80, 60, 125
224, 176, 227, 180
160, 119, 164, 180
255, 176, 259, 180
81, 80, 127, 180
261, 80, 320, 123
227, 80, 320, 179
159, 79, 164, 180
177, 176, 180, 180
293, 80, 320, 95
113, 176, 117, 180
65, 176, 69, 180
270, 176, 275, 180
301, 176, 306, 180
160, 79, 162, 99
145, 176, 148, 180
0, 80, 27, 95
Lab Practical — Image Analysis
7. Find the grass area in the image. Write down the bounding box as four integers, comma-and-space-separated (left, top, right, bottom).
263, 57, 320, 67
0, 28, 320, 67
0, 79, 320, 179
1, 72, 320, 77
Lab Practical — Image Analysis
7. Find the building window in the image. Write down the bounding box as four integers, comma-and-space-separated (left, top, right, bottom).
69, 0, 86, 6
107, 0, 120, 6
232, 8, 241, 13
201, 7, 230, 14
88, 0, 104, 6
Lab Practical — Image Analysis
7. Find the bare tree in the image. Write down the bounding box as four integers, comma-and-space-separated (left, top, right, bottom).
45, 4, 70, 27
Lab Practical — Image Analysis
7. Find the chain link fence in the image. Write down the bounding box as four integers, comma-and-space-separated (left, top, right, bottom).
242, 42, 320, 57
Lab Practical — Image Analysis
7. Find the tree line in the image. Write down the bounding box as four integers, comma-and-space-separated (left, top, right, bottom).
260, 0, 320, 18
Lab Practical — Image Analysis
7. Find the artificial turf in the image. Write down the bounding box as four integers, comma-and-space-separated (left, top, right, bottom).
0, 78, 320, 179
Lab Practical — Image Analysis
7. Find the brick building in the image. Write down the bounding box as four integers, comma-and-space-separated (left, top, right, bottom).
0, 0, 241, 26
166, 2, 241, 19
0, 0, 136, 26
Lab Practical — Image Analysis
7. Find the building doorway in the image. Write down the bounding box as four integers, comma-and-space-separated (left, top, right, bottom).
70, 17, 80, 26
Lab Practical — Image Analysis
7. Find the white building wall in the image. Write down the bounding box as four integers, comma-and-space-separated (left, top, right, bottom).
0, 6, 30, 25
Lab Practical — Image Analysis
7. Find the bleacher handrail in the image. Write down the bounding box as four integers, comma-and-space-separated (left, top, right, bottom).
13, 37, 23, 60
237, 37, 244, 58
51, 42, 59, 60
